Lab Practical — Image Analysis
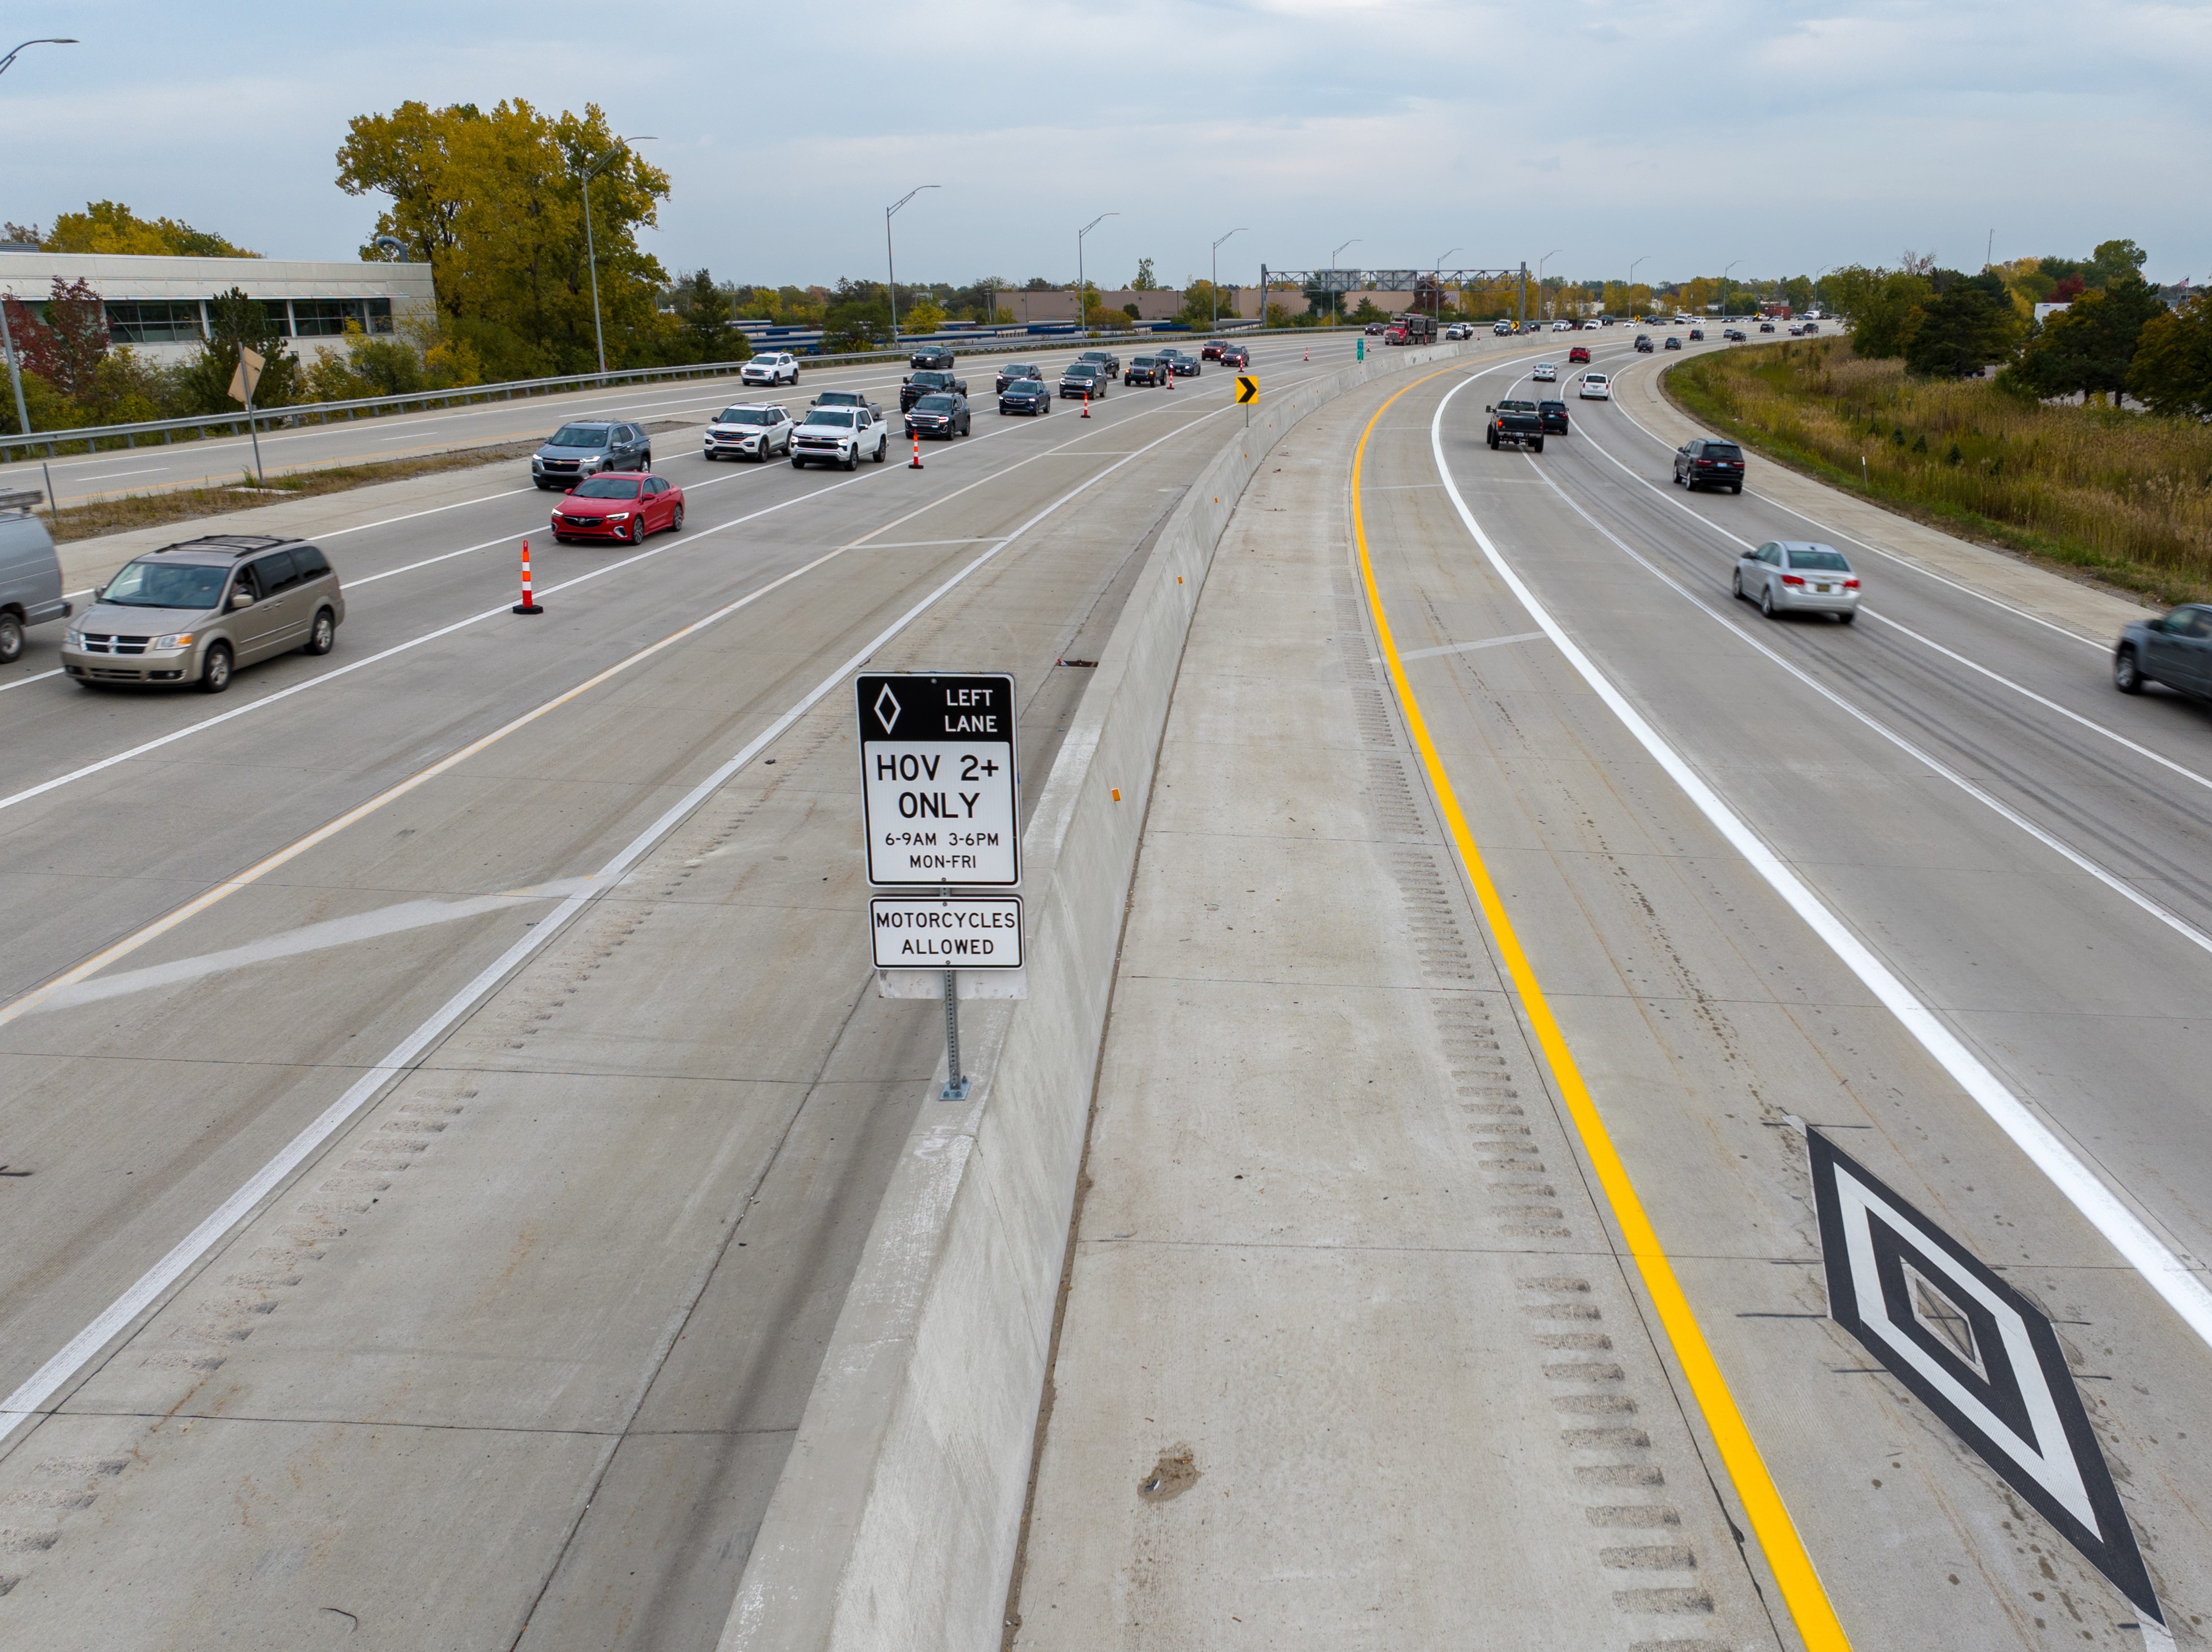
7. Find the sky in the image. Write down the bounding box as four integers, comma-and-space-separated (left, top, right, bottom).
3, 0, 2206, 292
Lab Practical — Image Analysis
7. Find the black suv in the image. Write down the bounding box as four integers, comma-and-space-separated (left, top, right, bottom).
903, 391, 972, 440
996, 362, 1043, 394
1537, 400, 1570, 435
900, 368, 968, 413
1674, 437, 1746, 493
908, 344, 956, 371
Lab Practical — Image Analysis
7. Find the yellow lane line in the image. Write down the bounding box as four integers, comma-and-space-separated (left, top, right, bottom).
1350, 366, 1854, 1652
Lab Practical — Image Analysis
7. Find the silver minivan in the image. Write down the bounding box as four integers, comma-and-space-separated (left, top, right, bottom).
0, 490, 70, 664
61, 534, 344, 693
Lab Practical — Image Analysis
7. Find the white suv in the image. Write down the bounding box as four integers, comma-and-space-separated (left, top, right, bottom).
703, 404, 794, 462
741, 352, 800, 387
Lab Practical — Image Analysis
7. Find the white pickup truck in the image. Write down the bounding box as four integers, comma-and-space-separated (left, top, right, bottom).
789, 404, 889, 469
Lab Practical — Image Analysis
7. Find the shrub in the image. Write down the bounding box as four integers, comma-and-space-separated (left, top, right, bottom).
1667, 335, 2212, 601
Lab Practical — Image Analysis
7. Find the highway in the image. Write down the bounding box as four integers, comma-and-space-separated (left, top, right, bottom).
0, 332, 1350, 1647
1342, 336, 2212, 1644
0, 341, 1214, 509
7, 314, 2205, 1648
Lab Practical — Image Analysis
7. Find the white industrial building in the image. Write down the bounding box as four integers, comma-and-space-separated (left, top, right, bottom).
0, 251, 437, 362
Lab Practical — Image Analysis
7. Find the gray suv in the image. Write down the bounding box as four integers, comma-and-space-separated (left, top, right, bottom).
531, 417, 652, 490
1, 490, 70, 663
61, 535, 344, 694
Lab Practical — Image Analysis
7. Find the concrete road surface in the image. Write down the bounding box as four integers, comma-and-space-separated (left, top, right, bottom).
1012, 334, 2211, 1648
0, 332, 1362, 1648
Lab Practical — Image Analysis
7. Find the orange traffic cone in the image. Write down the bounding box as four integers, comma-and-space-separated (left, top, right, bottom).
1304, 346, 1309, 361
909, 433, 923, 470
512, 538, 542, 615
1081, 390, 1091, 418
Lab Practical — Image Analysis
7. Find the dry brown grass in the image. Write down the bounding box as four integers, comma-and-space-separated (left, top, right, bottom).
39, 441, 540, 543
1667, 337, 2212, 603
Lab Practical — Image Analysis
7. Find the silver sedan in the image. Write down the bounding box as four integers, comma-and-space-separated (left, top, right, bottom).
1733, 540, 1860, 622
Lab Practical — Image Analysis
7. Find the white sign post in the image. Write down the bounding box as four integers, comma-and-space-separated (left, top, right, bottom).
858, 672, 1021, 1098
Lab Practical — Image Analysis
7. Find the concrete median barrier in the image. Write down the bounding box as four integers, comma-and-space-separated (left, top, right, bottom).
718, 331, 1507, 1652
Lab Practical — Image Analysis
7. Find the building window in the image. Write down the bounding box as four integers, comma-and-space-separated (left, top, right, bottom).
104, 300, 208, 344
366, 297, 393, 334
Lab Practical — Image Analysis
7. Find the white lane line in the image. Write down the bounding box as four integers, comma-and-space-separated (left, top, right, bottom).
1, 383, 1286, 1011
1600, 359, 2109, 650
1424, 372, 2212, 1352
80, 466, 169, 481
0, 470, 889, 819
29, 878, 603, 1012
0, 360, 1339, 813
1398, 630, 1549, 662
0, 396, 1241, 1448
1, 668, 62, 693
1512, 427, 2212, 960
1557, 392, 2212, 794
1859, 609, 2212, 796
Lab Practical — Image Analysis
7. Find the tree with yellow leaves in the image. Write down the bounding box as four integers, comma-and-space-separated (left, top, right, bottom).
337, 99, 673, 374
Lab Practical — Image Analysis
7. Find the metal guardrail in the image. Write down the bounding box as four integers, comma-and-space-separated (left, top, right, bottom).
0, 320, 1323, 468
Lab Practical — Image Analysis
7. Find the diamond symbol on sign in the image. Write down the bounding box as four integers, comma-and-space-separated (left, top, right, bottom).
873, 684, 902, 734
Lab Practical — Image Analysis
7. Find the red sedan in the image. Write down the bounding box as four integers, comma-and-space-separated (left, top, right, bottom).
1568, 345, 1592, 364
550, 472, 685, 544
1220, 344, 1250, 369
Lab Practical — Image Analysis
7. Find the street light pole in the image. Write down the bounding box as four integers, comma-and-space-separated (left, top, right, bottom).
1212, 227, 1249, 331
1077, 213, 1117, 336
1722, 259, 1741, 321
577, 135, 655, 376
1434, 247, 1459, 321
0, 35, 77, 81
1330, 238, 1359, 331
885, 185, 940, 350
1537, 249, 1560, 322
1628, 254, 1650, 316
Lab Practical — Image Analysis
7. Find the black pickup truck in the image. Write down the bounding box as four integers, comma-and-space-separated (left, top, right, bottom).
1485, 398, 1546, 453
900, 367, 969, 412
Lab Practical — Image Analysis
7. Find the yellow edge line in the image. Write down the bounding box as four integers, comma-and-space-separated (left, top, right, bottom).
1350, 366, 1853, 1652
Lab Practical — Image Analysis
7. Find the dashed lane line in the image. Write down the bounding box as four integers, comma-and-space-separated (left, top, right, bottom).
0, 396, 1244, 1450
1426, 369, 2212, 1357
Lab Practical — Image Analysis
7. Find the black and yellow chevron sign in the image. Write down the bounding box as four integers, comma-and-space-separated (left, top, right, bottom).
1235, 374, 1258, 405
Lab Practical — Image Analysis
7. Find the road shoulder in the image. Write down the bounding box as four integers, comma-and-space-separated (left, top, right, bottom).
1626, 351, 2152, 639
1006, 373, 1782, 1650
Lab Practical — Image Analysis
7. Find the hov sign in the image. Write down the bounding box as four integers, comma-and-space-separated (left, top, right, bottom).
869, 894, 1023, 968
857, 672, 1019, 886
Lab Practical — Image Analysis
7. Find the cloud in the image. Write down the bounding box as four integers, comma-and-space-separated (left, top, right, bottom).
0, 0, 2202, 288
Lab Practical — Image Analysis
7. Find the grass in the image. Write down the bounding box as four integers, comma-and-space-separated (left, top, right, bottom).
1664, 337, 2212, 605
35, 441, 541, 543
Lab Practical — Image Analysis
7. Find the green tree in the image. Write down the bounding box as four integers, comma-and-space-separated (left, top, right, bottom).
1903, 271, 2021, 378
824, 279, 888, 349
905, 297, 947, 334
2127, 290, 2212, 419
337, 98, 672, 371
1131, 257, 1158, 291
670, 269, 743, 362
46, 201, 258, 258
174, 287, 305, 413
1829, 266, 1933, 358
2089, 239, 2148, 287
2008, 273, 2166, 402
